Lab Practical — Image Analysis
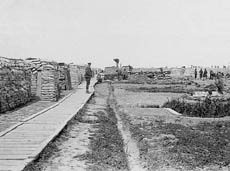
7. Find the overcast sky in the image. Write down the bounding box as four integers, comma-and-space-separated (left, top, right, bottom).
0, 0, 230, 68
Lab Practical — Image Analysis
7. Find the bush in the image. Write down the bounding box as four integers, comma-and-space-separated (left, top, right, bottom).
162, 97, 230, 117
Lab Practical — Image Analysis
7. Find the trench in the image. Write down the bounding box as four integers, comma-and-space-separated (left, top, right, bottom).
108, 83, 147, 171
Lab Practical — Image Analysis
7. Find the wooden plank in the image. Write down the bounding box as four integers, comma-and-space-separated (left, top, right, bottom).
0, 160, 23, 166
0, 146, 39, 151
0, 142, 41, 145
0, 79, 96, 171
0, 139, 44, 143
0, 151, 33, 155
0, 154, 28, 160
36, 71, 42, 97
0, 147, 36, 151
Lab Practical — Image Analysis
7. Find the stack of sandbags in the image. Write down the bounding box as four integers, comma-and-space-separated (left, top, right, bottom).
78, 65, 85, 81
31, 73, 38, 96
25, 58, 43, 96
40, 64, 60, 101
0, 66, 32, 113
58, 63, 72, 90
69, 64, 81, 88
25, 57, 42, 69
0, 56, 10, 67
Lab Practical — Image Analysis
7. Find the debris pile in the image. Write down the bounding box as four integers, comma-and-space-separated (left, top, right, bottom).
145, 70, 171, 80
127, 70, 172, 84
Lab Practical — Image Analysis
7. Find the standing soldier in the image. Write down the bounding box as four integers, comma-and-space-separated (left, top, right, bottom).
199, 68, 203, 80
209, 70, 213, 80
84, 62, 93, 93
203, 68, 208, 79
194, 68, 197, 79
215, 74, 224, 94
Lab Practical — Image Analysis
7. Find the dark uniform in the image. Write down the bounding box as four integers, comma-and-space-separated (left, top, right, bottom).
199, 69, 203, 79
194, 68, 197, 79
84, 64, 93, 93
203, 69, 207, 79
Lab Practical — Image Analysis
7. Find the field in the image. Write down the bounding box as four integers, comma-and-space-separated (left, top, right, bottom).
113, 79, 230, 171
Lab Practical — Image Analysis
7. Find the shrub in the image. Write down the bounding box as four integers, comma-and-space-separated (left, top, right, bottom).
162, 97, 230, 117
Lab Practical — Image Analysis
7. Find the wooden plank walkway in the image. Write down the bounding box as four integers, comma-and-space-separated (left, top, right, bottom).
0, 80, 96, 171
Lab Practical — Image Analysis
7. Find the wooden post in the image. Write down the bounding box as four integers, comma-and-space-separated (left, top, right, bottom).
36, 71, 42, 98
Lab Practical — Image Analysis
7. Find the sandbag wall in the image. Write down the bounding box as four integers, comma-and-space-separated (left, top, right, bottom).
69, 64, 82, 88
0, 55, 88, 113
25, 58, 43, 96
0, 58, 32, 113
40, 63, 60, 101
78, 65, 86, 80
58, 63, 72, 90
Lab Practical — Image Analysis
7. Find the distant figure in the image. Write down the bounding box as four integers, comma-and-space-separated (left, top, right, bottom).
209, 70, 214, 80
194, 68, 197, 79
215, 74, 224, 94
203, 68, 208, 79
122, 68, 128, 80
84, 62, 93, 93
199, 68, 203, 79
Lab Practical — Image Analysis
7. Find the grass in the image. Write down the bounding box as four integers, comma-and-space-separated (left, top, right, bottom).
162, 97, 230, 117
126, 86, 193, 94
127, 118, 230, 170
160, 121, 230, 168
77, 105, 129, 171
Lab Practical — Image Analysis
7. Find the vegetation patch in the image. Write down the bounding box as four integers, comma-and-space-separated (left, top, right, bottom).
125, 86, 201, 94
163, 97, 230, 117
77, 106, 129, 171
127, 118, 230, 170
